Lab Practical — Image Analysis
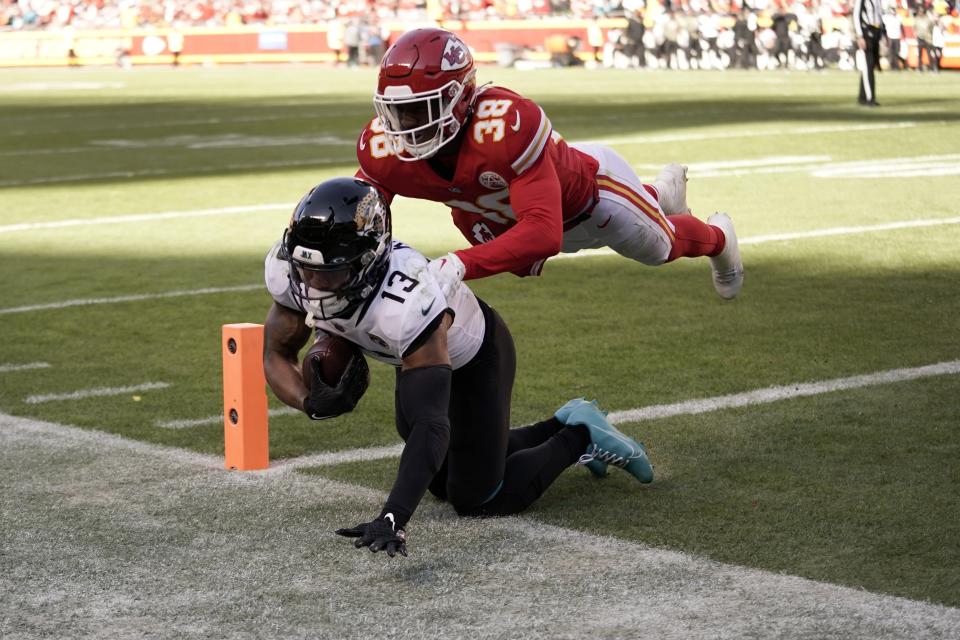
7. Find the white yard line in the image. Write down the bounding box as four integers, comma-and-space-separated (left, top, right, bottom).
0, 284, 262, 316
0, 203, 291, 234
3, 215, 959, 316
24, 381, 171, 404
2, 121, 949, 187
259, 358, 960, 471
155, 406, 300, 429
3, 154, 952, 232
2, 407, 959, 638
0, 157, 349, 188
634, 155, 831, 172
590, 121, 942, 146
607, 360, 960, 424
633, 153, 960, 179
552, 215, 960, 260
0, 134, 352, 158
0, 362, 51, 373
739, 216, 960, 244
149, 358, 960, 468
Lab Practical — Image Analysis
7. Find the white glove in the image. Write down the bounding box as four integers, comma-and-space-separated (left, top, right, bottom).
426, 252, 466, 302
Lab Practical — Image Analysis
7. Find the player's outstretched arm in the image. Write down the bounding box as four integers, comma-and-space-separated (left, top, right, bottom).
335, 313, 454, 557
455, 153, 565, 280
262, 302, 312, 412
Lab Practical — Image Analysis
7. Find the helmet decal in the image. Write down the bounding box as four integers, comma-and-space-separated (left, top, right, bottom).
441, 37, 469, 71
354, 190, 386, 234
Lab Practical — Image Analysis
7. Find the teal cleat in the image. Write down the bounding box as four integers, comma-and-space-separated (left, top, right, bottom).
556, 398, 653, 484
554, 397, 589, 424
554, 399, 609, 478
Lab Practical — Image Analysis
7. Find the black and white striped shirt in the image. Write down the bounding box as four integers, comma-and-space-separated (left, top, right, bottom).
854, 0, 884, 36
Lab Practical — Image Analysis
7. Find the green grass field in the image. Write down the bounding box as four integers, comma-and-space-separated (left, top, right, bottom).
2, 65, 959, 637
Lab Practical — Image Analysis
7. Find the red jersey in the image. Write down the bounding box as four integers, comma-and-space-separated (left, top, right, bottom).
356, 86, 599, 279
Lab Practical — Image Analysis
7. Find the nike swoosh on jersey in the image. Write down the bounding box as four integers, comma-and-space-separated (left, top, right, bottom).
421, 300, 436, 316
597, 215, 613, 229
510, 110, 521, 132
358, 136, 367, 151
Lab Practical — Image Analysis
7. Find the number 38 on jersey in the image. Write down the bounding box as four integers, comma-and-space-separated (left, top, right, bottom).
473, 99, 513, 144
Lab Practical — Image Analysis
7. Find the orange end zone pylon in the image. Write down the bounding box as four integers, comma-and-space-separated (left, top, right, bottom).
221, 323, 269, 470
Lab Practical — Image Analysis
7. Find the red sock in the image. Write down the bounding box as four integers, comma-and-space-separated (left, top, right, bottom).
666, 215, 725, 262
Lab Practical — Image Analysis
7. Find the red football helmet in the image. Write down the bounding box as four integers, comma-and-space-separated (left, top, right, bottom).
373, 28, 477, 161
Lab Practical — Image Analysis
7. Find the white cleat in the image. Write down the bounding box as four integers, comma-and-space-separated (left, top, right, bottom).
707, 212, 744, 300
653, 162, 690, 215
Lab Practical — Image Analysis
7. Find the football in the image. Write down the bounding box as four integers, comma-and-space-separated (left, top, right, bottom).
301, 333, 362, 388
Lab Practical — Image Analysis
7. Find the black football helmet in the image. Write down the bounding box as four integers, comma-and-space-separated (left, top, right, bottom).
282, 178, 392, 319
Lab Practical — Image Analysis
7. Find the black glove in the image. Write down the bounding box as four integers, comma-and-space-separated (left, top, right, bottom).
302, 353, 370, 420
335, 515, 408, 557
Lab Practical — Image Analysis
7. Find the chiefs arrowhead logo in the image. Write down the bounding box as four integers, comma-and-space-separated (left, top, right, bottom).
440, 37, 469, 71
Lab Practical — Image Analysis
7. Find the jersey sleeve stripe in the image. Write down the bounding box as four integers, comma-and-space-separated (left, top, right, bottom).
597, 176, 676, 244
510, 107, 551, 176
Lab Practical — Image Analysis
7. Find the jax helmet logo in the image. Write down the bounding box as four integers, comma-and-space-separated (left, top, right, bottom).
441, 37, 469, 71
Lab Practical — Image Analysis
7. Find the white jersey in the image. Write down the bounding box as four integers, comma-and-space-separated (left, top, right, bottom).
265, 240, 486, 370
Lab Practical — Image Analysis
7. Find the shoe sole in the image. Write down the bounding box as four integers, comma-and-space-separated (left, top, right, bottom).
708, 212, 743, 300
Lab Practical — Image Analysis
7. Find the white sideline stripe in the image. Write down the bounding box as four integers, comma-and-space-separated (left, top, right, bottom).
5, 408, 960, 637
0, 284, 262, 316
0, 362, 51, 373
607, 360, 960, 425
155, 406, 300, 429
24, 382, 171, 404
0, 203, 292, 234
1, 410, 222, 470
5, 215, 959, 316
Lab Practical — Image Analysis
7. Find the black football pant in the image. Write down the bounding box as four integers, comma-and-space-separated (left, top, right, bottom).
858, 27, 882, 103
394, 301, 589, 517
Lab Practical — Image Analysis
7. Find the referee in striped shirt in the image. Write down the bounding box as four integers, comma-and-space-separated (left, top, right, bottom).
854, 0, 884, 106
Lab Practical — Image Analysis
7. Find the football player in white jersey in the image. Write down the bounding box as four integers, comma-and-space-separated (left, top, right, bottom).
262, 178, 654, 558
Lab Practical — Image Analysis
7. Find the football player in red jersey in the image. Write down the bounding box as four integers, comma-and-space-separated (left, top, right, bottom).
356, 27, 744, 301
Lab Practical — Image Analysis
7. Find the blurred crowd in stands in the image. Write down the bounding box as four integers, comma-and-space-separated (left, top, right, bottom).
2, 0, 957, 71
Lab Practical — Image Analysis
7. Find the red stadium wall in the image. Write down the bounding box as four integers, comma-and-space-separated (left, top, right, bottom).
0, 19, 957, 69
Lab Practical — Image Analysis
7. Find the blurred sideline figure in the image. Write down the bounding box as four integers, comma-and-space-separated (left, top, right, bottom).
262, 178, 654, 557
854, 0, 884, 106
356, 28, 744, 307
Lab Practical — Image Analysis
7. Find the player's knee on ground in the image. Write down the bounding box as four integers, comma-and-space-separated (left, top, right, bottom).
448, 481, 502, 517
